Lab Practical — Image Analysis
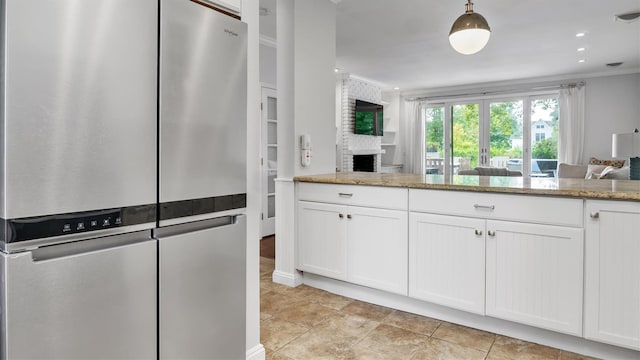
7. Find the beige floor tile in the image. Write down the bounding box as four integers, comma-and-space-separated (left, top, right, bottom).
488, 335, 561, 360
277, 313, 378, 360
559, 351, 600, 360
260, 317, 309, 352
351, 323, 430, 360
266, 349, 295, 360
411, 338, 487, 360
383, 310, 441, 336
432, 322, 496, 352
261, 291, 307, 318
307, 289, 354, 310
342, 300, 394, 322
274, 300, 339, 328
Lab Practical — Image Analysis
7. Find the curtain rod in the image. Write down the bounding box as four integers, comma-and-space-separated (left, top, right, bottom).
409, 81, 585, 102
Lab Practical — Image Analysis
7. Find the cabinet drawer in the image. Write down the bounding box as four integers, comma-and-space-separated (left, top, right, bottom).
297, 183, 407, 210
409, 189, 582, 227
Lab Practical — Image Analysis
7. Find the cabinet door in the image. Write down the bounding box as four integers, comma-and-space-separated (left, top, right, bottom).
486, 220, 583, 336
297, 201, 347, 280
585, 201, 640, 350
409, 213, 486, 314
347, 206, 408, 295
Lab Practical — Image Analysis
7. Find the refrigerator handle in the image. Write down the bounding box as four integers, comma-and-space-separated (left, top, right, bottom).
31, 230, 152, 262
154, 215, 243, 239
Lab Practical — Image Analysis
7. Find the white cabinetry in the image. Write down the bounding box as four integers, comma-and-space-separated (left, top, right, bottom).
409, 189, 584, 334
409, 213, 486, 314
584, 200, 640, 350
297, 201, 347, 280
297, 183, 408, 295
486, 220, 583, 336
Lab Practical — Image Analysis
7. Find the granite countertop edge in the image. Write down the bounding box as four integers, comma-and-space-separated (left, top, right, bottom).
293, 173, 640, 201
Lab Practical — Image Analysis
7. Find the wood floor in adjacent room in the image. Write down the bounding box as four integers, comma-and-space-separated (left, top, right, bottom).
259, 256, 596, 360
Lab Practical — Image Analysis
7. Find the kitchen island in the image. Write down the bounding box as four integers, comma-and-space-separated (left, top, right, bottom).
290, 172, 640, 359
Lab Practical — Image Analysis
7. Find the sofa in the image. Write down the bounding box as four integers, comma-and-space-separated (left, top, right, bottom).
557, 157, 629, 179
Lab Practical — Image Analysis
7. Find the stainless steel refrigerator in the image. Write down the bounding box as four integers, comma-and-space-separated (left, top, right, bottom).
0, 0, 158, 359
157, 1, 247, 359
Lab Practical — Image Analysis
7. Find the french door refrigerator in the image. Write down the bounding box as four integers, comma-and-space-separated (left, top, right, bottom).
157, 1, 248, 359
0, 0, 158, 358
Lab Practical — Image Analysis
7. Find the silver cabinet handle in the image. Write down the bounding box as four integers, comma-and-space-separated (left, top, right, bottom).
338, 213, 344, 219
347, 214, 352, 220
474, 204, 495, 211
338, 193, 353, 198
474, 229, 483, 236
590, 212, 599, 219
487, 230, 496, 237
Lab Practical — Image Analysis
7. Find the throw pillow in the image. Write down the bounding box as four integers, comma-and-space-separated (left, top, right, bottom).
599, 166, 630, 180
589, 157, 625, 168
585, 164, 607, 179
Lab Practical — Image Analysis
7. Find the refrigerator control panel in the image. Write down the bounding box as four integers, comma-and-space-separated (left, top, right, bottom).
0, 205, 156, 243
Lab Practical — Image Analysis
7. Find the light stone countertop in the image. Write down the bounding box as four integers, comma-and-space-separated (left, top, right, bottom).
293, 172, 640, 201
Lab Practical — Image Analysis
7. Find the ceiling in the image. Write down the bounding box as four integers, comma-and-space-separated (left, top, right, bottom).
259, 0, 640, 93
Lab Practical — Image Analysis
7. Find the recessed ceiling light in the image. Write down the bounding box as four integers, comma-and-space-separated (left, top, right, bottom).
577, 47, 585, 52
334, 68, 340, 73
393, 87, 400, 90
578, 59, 586, 63
576, 32, 585, 37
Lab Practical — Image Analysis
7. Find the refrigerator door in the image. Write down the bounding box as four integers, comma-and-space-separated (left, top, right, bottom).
160, 0, 248, 206
0, 231, 157, 359
1, 0, 158, 219
158, 215, 246, 359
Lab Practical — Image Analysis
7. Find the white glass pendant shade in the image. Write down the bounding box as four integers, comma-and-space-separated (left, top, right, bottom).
449, 1, 491, 55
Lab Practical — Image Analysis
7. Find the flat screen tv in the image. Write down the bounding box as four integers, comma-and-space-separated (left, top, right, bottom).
354, 99, 383, 136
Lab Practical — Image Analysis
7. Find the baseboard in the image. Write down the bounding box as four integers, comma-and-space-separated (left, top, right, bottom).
272, 269, 303, 287
246, 344, 266, 360
303, 273, 640, 360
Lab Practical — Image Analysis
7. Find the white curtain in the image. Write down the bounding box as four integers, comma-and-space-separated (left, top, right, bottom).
558, 85, 585, 164
404, 101, 425, 174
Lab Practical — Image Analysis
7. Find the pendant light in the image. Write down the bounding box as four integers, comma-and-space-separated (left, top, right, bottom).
449, 0, 491, 55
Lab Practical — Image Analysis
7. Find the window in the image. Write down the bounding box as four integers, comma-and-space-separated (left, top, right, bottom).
422, 93, 559, 177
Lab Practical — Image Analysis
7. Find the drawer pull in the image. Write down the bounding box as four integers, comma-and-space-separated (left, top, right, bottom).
338, 213, 344, 219
487, 230, 496, 237
474, 229, 483, 236
589, 212, 599, 219
347, 214, 352, 220
474, 204, 495, 211
338, 193, 353, 198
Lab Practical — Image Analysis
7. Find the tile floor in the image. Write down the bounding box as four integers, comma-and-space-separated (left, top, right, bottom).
260, 257, 597, 360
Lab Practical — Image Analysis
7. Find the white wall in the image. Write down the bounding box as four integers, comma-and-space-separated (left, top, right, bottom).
293, 0, 336, 176
259, 43, 276, 86
273, 0, 336, 289
583, 73, 640, 161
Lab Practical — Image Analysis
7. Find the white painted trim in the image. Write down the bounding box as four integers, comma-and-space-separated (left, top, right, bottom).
302, 273, 640, 360
260, 83, 276, 91
272, 269, 303, 287
274, 177, 294, 182
259, 35, 277, 48
246, 344, 266, 360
